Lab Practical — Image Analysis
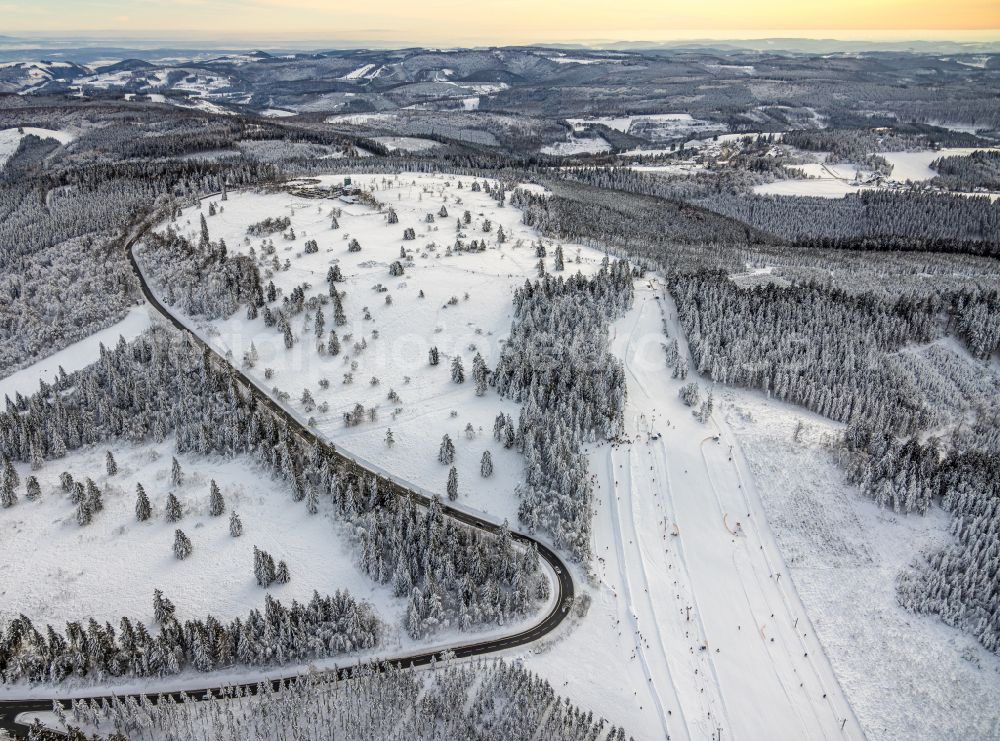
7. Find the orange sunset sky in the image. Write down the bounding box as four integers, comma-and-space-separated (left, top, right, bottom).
4, 0, 998, 43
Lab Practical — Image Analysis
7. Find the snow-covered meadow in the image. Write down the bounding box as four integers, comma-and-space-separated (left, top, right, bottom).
148, 174, 605, 525
0, 126, 75, 168
0, 441, 396, 630
754, 146, 1000, 198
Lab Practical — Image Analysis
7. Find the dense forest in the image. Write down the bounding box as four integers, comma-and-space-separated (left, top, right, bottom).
493, 261, 633, 559
35, 658, 629, 741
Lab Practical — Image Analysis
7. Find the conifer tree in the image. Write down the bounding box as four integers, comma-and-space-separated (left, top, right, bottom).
315, 308, 325, 338
447, 466, 458, 501
85, 478, 103, 512
1, 476, 17, 508
209, 480, 225, 516
171, 457, 183, 486
439, 434, 456, 465
76, 498, 92, 526
105, 451, 118, 476
481, 451, 494, 478
472, 353, 488, 396
275, 560, 291, 584
165, 492, 183, 522
229, 511, 243, 538
173, 529, 193, 560
152, 589, 175, 623
2, 456, 19, 495
254, 546, 276, 587
199, 213, 209, 249
135, 483, 151, 521
451, 356, 465, 383
429, 346, 440, 366
493, 413, 506, 441
25, 475, 41, 501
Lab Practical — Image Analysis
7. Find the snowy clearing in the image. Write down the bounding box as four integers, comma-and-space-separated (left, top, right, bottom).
0, 440, 397, 631
541, 135, 611, 156
371, 136, 441, 152
259, 108, 296, 118
753, 179, 863, 198
0, 126, 75, 167
879, 147, 1000, 182
146, 174, 605, 529
548, 57, 608, 65
324, 112, 397, 127
0, 306, 152, 402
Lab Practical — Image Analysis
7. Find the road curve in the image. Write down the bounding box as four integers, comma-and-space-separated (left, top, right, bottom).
0, 207, 575, 737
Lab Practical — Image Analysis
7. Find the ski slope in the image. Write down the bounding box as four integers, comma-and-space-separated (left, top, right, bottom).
529, 278, 863, 740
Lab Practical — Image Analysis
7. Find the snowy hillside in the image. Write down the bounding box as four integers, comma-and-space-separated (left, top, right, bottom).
0, 126, 75, 168
135, 173, 872, 739
143, 174, 606, 527
0, 440, 397, 630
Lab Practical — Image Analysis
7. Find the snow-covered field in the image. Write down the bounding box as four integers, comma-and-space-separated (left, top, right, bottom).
753, 147, 989, 198
148, 175, 606, 525
324, 112, 397, 127
879, 147, 1000, 182
753, 179, 863, 198
259, 108, 296, 118
541, 134, 611, 156
371, 136, 441, 152
787, 162, 870, 181
0, 306, 152, 401
754, 147, 1000, 198
0, 440, 397, 630
0, 126, 75, 167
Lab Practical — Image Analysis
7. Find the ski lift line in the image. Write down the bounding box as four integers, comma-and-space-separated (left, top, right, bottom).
700, 416, 861, 737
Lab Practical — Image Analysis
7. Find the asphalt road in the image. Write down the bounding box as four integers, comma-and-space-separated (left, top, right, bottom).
0, 209, 575, 738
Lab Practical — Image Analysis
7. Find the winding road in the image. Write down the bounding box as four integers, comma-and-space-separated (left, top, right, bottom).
0, 207, 574, 738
